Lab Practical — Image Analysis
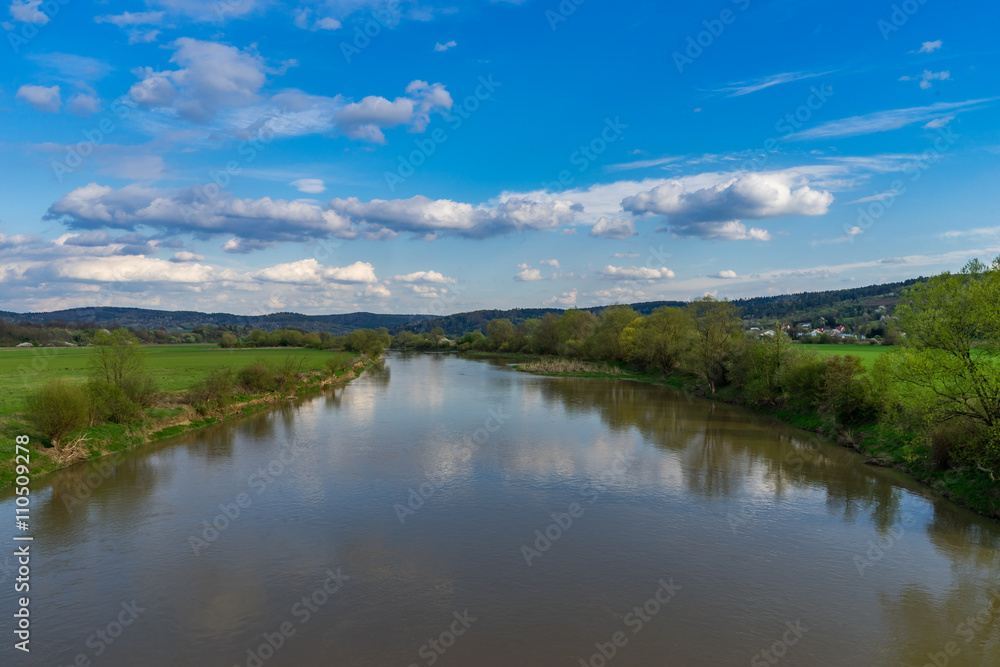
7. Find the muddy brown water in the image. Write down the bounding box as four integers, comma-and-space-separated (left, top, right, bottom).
1, 352, 998, 666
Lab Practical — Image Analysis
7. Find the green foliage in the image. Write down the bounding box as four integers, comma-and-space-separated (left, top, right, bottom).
485, 318, 516, 351
583, 305, 638, 361
685, 297, 741, 393
188, 368, 237, 411
237, 362, 277, 392
345, 328, 390, 356
627, 307, 691, 374
24, 379, 90, 448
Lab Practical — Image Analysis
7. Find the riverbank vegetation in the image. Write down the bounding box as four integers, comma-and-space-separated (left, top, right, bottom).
0, 330, 382, 489
452, 260, 1000, 519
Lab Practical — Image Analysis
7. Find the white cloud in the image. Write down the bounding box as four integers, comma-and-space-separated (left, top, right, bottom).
786, 99, 991, 141
713, 270, 738, 279
923, 115, 954, 129
15, 84, 60, 113
252, 258, 376, 284
539, 259, 559, 268
900, 70, 950, 90
68, 93, 100, 116
515, 267, 544, 282
542, 289, 578, 306
293, 8, 341, 31
389, 270, 455, 284
94, 10, 165, 26
130, 38, 268, 122
918, 40, 942, 53
290, 178, 326, 194
171, 251, 205, 262
332, 80, 452, 142
589, 216, 636, 240
717, 71, 829, 97
434, 40, 457, 52
604, 156, 680, 173
10, 0, 48, 23
611, 252, 640, 258
600, 265, 675, 280
622, 173, 830, 240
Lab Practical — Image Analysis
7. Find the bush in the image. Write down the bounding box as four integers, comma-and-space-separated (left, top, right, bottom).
237, 362, 276, 393
188, 369, 237, 411
88, 380, 142, 424
24, 379, 91, 448
324, 356, 352, 376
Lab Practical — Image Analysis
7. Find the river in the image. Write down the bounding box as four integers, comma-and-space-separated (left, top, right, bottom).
1, 352, 998, 666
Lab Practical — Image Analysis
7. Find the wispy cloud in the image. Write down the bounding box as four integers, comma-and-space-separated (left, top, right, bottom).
917, 40, 942, 53
786, 98, 994, 141
716, 71, 830, 97
604, 156, 681, 173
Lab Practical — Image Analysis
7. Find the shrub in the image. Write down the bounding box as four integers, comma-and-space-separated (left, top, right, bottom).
324, 356, 352, 375
237, 362, 276, 393
188, 369, 237, 411
24, 379, 91, 448
88, 380, 142, 424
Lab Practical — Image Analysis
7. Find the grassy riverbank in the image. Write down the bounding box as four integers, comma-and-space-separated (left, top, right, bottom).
0, 352, 379, 491
509, 354, 1000, 522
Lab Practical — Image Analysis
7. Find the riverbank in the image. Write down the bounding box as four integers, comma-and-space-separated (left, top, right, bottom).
505, 353, 1000, 522
0, 354, 382, 490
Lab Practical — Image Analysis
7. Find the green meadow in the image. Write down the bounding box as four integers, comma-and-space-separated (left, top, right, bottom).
799, 343, 890, 366
0, 344, 357, 417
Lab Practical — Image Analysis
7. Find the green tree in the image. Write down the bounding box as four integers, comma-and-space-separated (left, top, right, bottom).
220, 332, 238, 348
889, 258, 1000, 477
629, 307, 691, 373
685, 296, 741, 393
584, 305, 638, 361
485, 318, 516, 351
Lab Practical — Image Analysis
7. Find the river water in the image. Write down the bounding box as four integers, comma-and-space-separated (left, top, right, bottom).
1, 352, 999, 666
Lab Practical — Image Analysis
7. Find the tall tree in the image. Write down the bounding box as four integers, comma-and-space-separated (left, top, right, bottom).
685, 296, 741, 393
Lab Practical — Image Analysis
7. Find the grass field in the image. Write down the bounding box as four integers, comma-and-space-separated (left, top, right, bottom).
0, 345, 357, 416
797, 343, 890, 366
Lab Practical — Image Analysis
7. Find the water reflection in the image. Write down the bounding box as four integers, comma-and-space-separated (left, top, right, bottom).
0, 352, 998, 667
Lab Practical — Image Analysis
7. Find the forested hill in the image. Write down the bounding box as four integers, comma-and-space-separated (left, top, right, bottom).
0, 276, 928, 338
394, 278, 927, 335
0, 307, 431, 334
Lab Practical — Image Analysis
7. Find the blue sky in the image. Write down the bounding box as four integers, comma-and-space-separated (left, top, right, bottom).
1, 0, 998, 315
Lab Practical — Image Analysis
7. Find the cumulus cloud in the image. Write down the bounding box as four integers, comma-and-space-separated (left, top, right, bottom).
170, 251, 205, 262
290, 178, 326, 194
542, 289, 578, 307
16, 84, 60, 113
328, 194, 580, 238
600, 265, 675, 280
622, 173, 830, 240
589, 216, 636, 240
515, 267, 544, 282
252, 259, 376, 284
45, 184, 582, 245
539, 259, 559, 268
129, 38, 268, 122
389, 270, 455, 284
332, 80, 452, 142
712, 270, 738, 279
10, 0, 48, 23
68, 93, 100, 116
